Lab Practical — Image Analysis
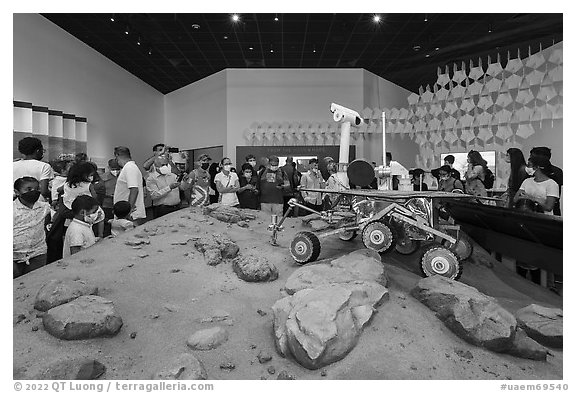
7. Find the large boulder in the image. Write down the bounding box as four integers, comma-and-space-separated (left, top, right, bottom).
506, 328, 549, 361
233, 255, 278, 282
272, 283, 388, 369
152, 353, 207, 380
18, 358, 106, 380
194, 234, 239, 266
34, 279, 98, 312
411, 276, 517, 352
285, 249, 386, 294
515, 304, 563, 348
186, 326, 229, 350
42, 295, 123, 340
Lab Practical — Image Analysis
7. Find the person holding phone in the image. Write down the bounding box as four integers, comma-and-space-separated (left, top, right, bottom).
214, 157, 240, 207
146, 155, 189, 218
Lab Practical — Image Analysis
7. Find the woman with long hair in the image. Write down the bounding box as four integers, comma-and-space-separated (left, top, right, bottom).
464, 150, 488, 197
513, 155, 559, 215
504, 148, 528, 208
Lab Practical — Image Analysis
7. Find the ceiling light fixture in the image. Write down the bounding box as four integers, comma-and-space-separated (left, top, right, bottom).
435, 47, 439, 51
191, 24, 200, 30
124, 26, 129, 35
232, 14, 240, 22
425, 54, 430, 58
424, 14, 428, 22
274, 14, 279, 22
110, 14, 115, 22
249, 47, 254, 50
373, 15, 381, 23
488, 24, 492, 33
148, 48, 152, 55
223, 36, 228, 40
137, 37, 141, 46
413, 45, 421, 51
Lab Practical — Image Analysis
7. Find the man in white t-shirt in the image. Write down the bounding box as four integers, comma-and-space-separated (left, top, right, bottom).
515, 156, 559, 216
113, 146, 146, 225
13, 137, 53, 201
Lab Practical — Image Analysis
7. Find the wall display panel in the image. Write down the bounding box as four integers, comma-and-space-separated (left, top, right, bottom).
32, 106, 50, 160
48, 110, 64, 160
62, 113, 76, 156
75, 117, 87, 158
13, 101, 33, 160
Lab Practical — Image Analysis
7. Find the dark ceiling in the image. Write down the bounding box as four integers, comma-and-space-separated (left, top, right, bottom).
41, 13, 562, 94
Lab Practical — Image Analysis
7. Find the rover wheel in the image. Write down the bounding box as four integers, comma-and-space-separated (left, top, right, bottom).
362, 221, 395, 253
290, 231, 321, 265
443, 235, 473, 261
338, 229, 357, 241
395, 237, 420, 255
420, 246, 462, 280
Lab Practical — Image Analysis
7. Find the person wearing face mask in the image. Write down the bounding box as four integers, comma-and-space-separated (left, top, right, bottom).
436, 165, 464, 193
186, 154, 212, 207
245, 154, 258, 175
98, 159, 122, 236
114, 146, 147, 226
299, 158, 326, 213
14, 137, 54, 202
62, 195, 100, 257
513, 156, 559, 215
146, 156, 189, 218
214, 157, 240, 207
258, 155, 290, 216
237, 163, 259, 209
13, 177, 51, 277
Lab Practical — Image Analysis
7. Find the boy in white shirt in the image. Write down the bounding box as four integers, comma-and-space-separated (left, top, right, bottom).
109, 201, 135, 237
63, 195, 99, 257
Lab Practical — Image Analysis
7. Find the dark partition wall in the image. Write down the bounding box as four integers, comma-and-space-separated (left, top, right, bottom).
235, 145, 356, 171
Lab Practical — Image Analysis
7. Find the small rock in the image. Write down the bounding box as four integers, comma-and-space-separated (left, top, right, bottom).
34, 279, 98, 312
152, 353, 207, 380
170, 269, 181, 273
250, 344, 257, 350
14, 314, 26, 324
130, 332, 137, 339
219, 362, 235, 371
208, 222, 214, 225
138, 253, 149, 258
178, 223, 186, 228
76, 360, 106, 379
454, 349, 474, 360
232, 255, 278, 282
320, 370, 327, 377
187, 327, 229, 350
277, 370, 295, 380
410, 365, 418, 371
151, 314, 160, 319
80, 258, 95, 264
134, 233, 148, 238
204, 249, 223, 266
132, 246, 142, 249
257, 309, 267, 316
237, 221, 249, 228
221, 243, 240, 259
257, 352, 272, 364
267, 366, 276, 375
260, 376, 267, 380
158, 250, 163, 253
163, 304, 179, 312
124, 238, 150, 246
32, 326, 39, 332
171, 229, 179, 233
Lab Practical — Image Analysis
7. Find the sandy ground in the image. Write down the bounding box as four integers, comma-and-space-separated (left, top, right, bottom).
13, 207, 563, 380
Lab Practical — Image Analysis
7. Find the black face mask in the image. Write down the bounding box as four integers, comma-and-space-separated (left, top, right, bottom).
201, 163, 210, 170
19, 190, 41, 204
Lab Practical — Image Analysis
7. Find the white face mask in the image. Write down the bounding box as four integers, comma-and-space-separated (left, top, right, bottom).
87, 176, 94, 182
84, 211, 99, 225
159, 165, 171, 175
110, 170, 120, 177
525, 167, 536, 176
223, 164, 232, 172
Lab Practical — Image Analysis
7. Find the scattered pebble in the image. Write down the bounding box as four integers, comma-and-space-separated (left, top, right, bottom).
151, 314, 160, 319
250, 344, 257, 350
157, 250, 163, 253
80, 258, 95, 264
320, 370, 327, 377
410, 365, 418, 371
132, 246, 142, 249
14, 314, 26, 324
138, 253, 149, 258
208, 222, 214, 226
454, 349, 474, 360
256, 309, 267, 316
260, 376, 267, 380
171, 229, 179, 233
277, 370, 295, 380
257, 352, 272, 364
178, 223, 186, 228
170, 269, 181, 273
130, 332, 137, 339
127, 263, 135, 268
32, 326, 39, 332
219, 362, 235, 371
267, 366, 276, 375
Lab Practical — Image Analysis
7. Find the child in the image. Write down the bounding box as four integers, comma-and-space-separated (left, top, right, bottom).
109, 201, 135, 237
49, 159, 73, 208
437, 165, 465, 193
13, 177, 51, 278
63, 195, 99, 257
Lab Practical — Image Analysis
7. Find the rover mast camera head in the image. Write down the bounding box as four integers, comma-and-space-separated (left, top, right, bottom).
330, 103, 362, 126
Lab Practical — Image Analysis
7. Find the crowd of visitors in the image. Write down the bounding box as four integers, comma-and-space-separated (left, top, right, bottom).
12, 135, 562, 279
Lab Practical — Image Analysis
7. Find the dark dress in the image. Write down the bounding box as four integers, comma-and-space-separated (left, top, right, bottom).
238, 175, 259, 210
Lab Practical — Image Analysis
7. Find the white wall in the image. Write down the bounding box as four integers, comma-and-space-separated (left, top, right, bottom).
225, 69, 365, 164
13, 14, 165, 166
164, 70, 227, 153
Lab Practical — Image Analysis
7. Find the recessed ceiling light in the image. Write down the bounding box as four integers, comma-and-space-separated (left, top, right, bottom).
223, 36, 228, 40
274, 17, 279, 22
232, 14, 240, 22
249, 47, 254, 50
435, 47, 439, 51
424, 14, 428, 22
137, 37, 141, 46
270, 49, 274, 53
110, 14, 115, 22
413, 45, 421, 51
425, 54, 430, 58
192, 24, 200, 30
373, 15, 381, 23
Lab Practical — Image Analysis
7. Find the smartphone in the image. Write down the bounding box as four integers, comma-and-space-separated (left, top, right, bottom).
177, 172, 185, 182
168, 147, 179, 153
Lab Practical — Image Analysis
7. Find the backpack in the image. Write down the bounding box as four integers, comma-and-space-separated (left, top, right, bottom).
482, 167, 495, 189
